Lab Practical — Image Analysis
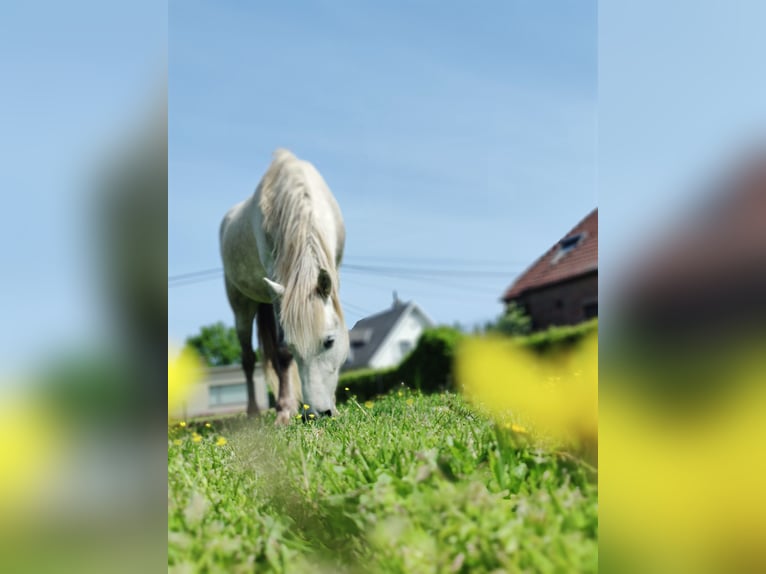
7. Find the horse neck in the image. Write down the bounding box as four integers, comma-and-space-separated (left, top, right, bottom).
277, 233, 341, 355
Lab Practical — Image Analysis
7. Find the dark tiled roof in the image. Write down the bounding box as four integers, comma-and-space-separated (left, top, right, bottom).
502, 208, 598, 301
343, 300, 412, 371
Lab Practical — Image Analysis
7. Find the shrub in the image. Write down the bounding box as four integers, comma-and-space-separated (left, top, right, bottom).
337, 321, 597, 402
518, 319, 598, 354
339, 366, 399, 402
338, 327, 463, 401
489, 301, 532, 336
398, 327, 464, 393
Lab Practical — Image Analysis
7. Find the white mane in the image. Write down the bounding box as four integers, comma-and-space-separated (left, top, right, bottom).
257, 149, 345, 357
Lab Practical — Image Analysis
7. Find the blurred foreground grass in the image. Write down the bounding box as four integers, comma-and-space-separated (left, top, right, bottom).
168, 391, 598, 573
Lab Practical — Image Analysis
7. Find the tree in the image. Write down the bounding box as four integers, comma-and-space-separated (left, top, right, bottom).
489, 301, 532, 337
184, 322, 245, 367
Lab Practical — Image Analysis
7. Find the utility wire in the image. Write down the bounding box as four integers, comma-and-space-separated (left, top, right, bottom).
169, 262, 519, 287
341, 263, 515, 278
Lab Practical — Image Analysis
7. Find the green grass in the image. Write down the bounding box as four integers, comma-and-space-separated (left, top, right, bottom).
168, 391, 598, 573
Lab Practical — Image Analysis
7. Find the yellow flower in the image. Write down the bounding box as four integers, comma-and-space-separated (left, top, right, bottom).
345, 387, 350, 391
0, 396, 63, 517
303, 404, 310, 410
179, 421, 186, 428
456, 332, 597, 445
295, 414, 302, 419
511, 424, 527, 434
173, 439, 182, 446
601, 349, 766, 573
406, 398, 414, 406
168, 344, 204, 419
215, 437, 227, 446
309, 413, 315, 419
204, 422, 211, 428
398, 391, 403, 397
192, 433, 202, 443
364, 401, 374, 409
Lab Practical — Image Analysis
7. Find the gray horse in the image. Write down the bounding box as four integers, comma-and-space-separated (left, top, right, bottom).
219, 149, 349, 424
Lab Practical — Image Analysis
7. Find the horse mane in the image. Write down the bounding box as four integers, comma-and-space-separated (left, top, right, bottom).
258, 149, 345, 356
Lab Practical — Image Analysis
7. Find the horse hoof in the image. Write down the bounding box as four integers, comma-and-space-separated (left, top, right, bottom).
275, 410, 292, 426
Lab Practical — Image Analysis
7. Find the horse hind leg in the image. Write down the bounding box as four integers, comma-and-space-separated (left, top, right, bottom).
226, 281, 260, 417
235, 312, 259, 417
256, 303, 296, 425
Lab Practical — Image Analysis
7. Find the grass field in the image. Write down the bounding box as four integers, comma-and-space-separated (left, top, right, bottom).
168, 390, 598, 573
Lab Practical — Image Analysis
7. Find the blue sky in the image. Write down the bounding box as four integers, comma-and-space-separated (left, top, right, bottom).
0, 1, 165, 372
598, 0, 766, 325
3, 1, 761, 372
168, 1, 598, 342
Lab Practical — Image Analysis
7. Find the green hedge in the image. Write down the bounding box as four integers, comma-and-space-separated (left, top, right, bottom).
337, 320, 598, 402
398, 326, 464, 393
339, 326, 464, 402
338, 365, 400, 402
518, 319, 598, 354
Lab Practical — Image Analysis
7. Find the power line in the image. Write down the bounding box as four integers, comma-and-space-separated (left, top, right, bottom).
341, 271, 507, 297
169, 262, 518, 287
343, 255, 526, 267
341, 263, 515, 278
167, 267, 223, 281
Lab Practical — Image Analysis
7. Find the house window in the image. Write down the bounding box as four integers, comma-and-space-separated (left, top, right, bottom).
209, 383, 247, 407
560, 233, 583, 251
551, 233, 585, 264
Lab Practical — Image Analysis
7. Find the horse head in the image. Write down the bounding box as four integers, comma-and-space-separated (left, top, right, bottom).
265, 268, 349, 417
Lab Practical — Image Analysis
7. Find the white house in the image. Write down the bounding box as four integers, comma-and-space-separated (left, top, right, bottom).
170, 364, 269, 420
344, 295, 435, 372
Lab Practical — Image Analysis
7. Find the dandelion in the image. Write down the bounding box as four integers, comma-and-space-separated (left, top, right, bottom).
511, 424, 527, 434
215, 437, 227, 446
173, 439, 182, 446
192, 433, 202, 443
398, 391, 403, 397
345, 387, 350, 391
168, 344, 203, 419
456, 332, 597, 444
309, 413, 315, 419
406, 398, 414, 406
204, 422, 211, 428
364, 401, 374, 409
179, 421, 186, 428
0, 396, 62, 514
295, 414, 302, 419
303, 404, 310, 410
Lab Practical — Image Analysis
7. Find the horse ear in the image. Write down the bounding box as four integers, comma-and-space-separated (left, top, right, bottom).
264, 278, 285, 299
317, 268, 332, 300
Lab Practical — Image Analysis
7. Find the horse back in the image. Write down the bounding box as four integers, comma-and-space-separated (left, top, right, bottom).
219, 198, 272, 303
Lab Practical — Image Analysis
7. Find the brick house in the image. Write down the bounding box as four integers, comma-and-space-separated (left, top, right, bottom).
501, 208, 598, 330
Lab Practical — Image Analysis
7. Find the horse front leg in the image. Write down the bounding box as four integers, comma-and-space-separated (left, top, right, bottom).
274, 345, 296, 425
256, 302, 296, 425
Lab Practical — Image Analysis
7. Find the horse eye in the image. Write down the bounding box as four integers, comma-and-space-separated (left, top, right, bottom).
323, 337, 335, 350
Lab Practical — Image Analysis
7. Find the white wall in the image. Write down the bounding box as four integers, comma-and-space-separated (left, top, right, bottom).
169, 364, 269, 420
369, 308, 430, 369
